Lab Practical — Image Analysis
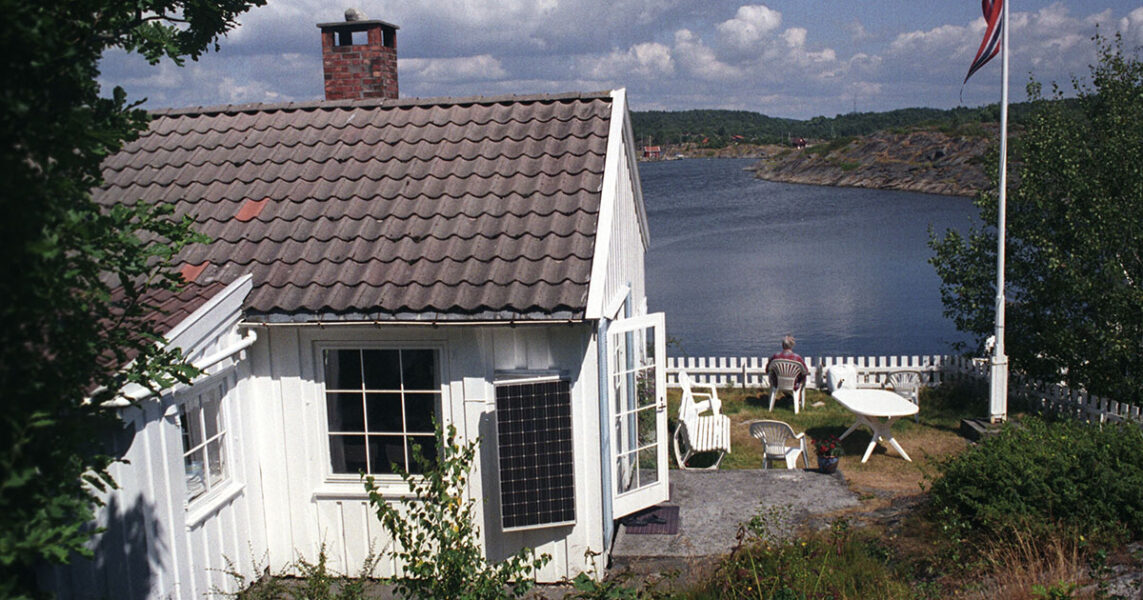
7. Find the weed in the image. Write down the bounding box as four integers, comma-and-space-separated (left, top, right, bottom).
366, 422, 550, 600
215, 544, 377, 600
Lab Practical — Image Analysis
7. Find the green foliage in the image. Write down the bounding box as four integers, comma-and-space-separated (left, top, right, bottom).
0, 0, 264, 596
928, 416, 1143, 546
706, 512, 907, 599
365, 423, 550, 600
218, 545, 378, 600
929, 34, 1143, 403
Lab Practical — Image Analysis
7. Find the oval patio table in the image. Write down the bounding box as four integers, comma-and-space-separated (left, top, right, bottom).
830, 388, 919, 463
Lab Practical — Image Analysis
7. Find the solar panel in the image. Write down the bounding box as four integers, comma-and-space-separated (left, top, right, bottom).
495, 378, 576, 531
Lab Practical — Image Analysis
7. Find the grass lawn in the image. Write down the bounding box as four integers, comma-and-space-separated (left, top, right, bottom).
667, 381, 987, 497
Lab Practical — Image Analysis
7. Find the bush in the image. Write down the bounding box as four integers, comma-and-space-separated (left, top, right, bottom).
365, 423, 550, 600
928, 416, 1143, 545
701, 509, 909, 599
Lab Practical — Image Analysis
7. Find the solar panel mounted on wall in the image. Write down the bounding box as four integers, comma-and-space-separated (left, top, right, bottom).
494, 377, 576, 531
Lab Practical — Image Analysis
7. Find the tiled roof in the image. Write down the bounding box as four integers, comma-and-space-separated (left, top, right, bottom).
97, 92, 613, 322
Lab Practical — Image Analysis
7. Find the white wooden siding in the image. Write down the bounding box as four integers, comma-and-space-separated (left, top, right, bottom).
593, 91, 648, 321
45, 360, 267, 600
248, 322, 604, 583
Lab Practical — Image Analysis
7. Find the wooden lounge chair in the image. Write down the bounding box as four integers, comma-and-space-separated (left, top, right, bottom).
673, 371, 731, 470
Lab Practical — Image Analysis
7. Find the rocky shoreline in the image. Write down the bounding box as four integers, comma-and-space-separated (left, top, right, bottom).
747, 128, 993, 197
646, 128, 995, 197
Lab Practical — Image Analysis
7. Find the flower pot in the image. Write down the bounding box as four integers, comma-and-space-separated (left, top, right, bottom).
818, 456, 840, 474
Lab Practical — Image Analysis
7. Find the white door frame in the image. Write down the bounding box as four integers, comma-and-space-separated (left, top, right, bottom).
607, 312, 668, 517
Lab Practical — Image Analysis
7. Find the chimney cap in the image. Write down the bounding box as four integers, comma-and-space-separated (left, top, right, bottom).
316, 18, 399, 31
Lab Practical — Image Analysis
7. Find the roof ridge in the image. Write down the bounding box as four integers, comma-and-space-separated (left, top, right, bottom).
150, 90, 615, 118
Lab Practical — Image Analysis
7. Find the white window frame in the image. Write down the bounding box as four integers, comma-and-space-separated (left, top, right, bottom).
318, 343, 445, 483
177, 377, 231, 506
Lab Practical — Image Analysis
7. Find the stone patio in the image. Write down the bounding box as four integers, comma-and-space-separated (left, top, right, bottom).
608, 469, 859, 579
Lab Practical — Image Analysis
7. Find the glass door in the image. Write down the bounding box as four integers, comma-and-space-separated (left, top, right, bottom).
607, 312, 668, 517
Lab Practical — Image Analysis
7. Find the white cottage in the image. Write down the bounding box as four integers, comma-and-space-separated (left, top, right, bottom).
45, 15, 668, 599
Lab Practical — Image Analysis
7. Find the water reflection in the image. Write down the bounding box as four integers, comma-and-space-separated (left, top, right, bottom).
642, 158, 979, 358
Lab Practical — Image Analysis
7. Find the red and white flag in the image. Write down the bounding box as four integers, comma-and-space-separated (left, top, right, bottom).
964, 0, 1004, 83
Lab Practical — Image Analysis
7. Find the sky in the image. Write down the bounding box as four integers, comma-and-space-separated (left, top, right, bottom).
99, 1, 1143, 120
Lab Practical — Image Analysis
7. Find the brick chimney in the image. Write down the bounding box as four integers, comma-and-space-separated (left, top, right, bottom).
317, 10, 399, 101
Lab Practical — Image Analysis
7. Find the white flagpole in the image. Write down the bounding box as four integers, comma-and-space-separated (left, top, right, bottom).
989, 0, 1010, 422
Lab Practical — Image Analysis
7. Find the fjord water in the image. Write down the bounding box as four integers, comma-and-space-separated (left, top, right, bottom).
641, 158, 979, 358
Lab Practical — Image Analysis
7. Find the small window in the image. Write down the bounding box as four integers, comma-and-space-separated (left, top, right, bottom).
179, 382, 229, 502
323, 348, 441, 475
495, 378, 576, 531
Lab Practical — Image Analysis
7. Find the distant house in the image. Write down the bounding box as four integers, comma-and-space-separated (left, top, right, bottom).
44, 14, 667, 599
642, 145, 662, 159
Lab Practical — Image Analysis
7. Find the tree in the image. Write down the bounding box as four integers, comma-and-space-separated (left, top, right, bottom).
0, 1, 263, 596
930, 34, 1143, 403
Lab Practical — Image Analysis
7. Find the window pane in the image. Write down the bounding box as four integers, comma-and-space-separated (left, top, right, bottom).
365, 393, 403, 432
182, 406, 203, 451
637, 368, 656, 408
401, 349, 437, 390
325, 350, 363, 390
637, 446, 659, 485
329, 435, 367, 474
327, 393, 365, 432
207, 439, 226, 487
404, 393, 437, 433
362, 349, 401, 390
407, 435, 437, 474
204, 395, 222, 439
179, 407, 195, 454
368, 435, 405, 474
185, 448, 206, 500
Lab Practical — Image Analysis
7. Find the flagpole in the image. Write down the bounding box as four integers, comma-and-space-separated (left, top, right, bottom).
989, 0, 1010, 422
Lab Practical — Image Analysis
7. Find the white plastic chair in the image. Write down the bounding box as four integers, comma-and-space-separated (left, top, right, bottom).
673, 371, 731, 470
749, 420, 807, 470
767, 358, 809, 414
886, 370, 922, 422
825, 363, 858, 392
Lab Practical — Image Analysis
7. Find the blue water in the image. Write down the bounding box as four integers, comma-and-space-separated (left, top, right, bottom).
641, 158, 979, 358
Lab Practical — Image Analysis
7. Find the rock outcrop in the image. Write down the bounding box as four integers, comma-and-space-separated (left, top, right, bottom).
748, 129, 993, 197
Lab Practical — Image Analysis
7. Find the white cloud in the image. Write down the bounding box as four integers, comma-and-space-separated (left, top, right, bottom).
673, 29, 742, 82
401, 55, 508, 83
846, 20, 872, 42
782, 27, 807, 49
715, 5, 782, 50
1120, 7, 1143, 45
580, 43, 674, 80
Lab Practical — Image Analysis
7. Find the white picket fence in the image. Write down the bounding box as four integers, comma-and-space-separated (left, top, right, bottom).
666, 354, 1141, 424
666, 354, 981, 389
1011, 375, 1143, 424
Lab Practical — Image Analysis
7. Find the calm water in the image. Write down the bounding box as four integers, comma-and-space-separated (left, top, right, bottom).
641, 158, 979, 358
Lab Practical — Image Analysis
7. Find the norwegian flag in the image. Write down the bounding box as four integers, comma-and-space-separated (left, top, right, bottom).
964, 0, 1004, 84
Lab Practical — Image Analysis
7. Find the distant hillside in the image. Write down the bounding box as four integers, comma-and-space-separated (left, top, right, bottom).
631, 102, 1044, 148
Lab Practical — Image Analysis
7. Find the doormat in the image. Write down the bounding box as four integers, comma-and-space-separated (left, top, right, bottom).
620, 505, 679, 535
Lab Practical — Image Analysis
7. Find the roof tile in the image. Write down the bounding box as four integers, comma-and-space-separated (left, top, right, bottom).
99, 92, 613, 321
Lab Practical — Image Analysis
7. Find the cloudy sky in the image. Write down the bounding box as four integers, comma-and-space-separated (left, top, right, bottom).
100, 1, 1143, 120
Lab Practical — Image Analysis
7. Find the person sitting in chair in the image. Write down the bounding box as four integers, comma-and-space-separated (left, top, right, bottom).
768, 334, 807, 389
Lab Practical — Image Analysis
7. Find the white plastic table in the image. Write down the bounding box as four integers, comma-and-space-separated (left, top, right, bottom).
830, 388, 919, 463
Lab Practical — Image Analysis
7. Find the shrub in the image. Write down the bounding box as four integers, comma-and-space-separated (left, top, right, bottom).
702, 508, 909, 599
365, 423, 550, 600
928, 416, 1143, 546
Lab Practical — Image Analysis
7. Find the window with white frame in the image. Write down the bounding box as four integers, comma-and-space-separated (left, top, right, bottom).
178, 381, 229, 502
322, 348, 440, 475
